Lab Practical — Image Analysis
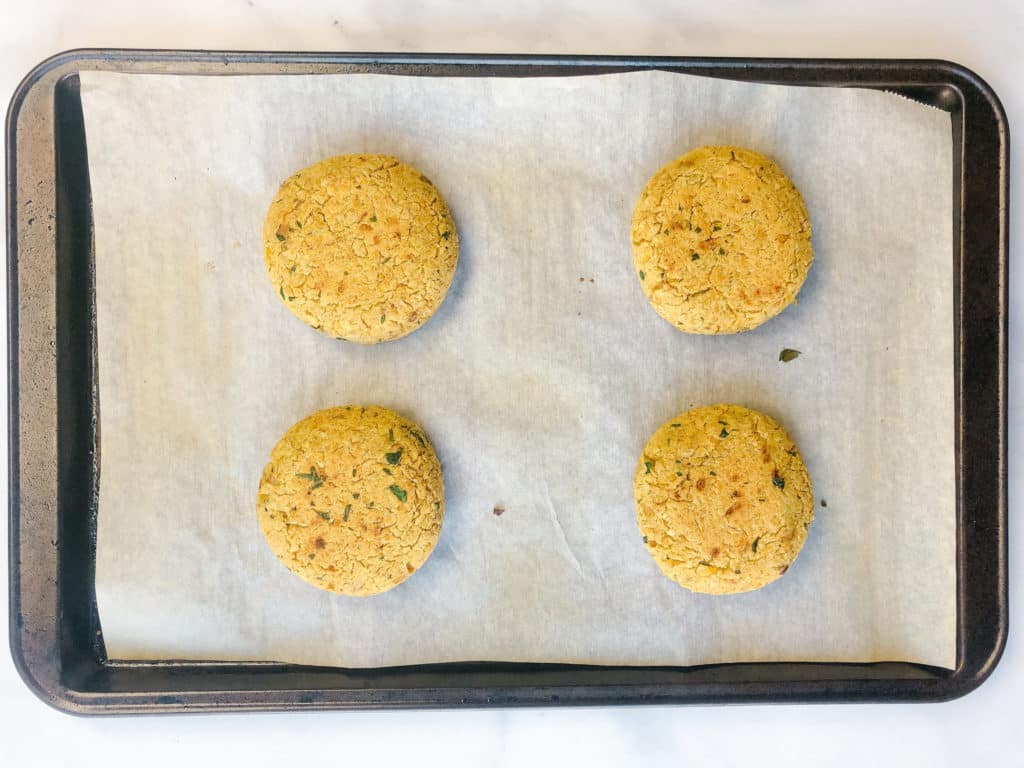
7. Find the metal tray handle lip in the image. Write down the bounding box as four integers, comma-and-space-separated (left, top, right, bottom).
938, 53, 1010, 702
0, 674, 976, 716
5, 47, 1018, 95
949, 63, 1010, 702
4, 49, 1011, 141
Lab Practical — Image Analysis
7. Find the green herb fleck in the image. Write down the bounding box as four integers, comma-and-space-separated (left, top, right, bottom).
786, 448, 797, 457
295, 220, 302, 228
275, 233, 285, 242
367, 501, 374, 508
752, 536, 761, 553
296, 466, 324, 491
691, 253, 700, 261
779, 348, 801, 363
663, 229, 670, 235
718, 420, 728, 426
719, 428, 729, 438
671, 423, 681, 428
405, 428, 427, 448
639, 270, 646, 281
388, 428, 395, 442
385, 450, 403, 465
279, 286, 286, 301
694, 226, 702, 233
699, 559, 712, 567
441, 230, 451, 240
676, 471, 683, 477
289, 264, 296, 273
318, 511, 331, 522
712, 224, 721, 232
351, 468, 357, 478
308, 553, 316, 559
380, 314, 386, 324
352, 492, 360, 499
389, 485, 407, 502
383, 468, 392, 475
370, 215, 377, 222
642, 535, 649, 544
343, 504, 352, 522
644, 460, 654, 474
772, 472, 785, 490
718, 247, 725, 255
709, 470, 716, 476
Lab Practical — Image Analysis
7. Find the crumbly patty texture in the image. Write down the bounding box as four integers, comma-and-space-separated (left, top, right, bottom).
634, 404, 814, 594
264, 155, 459, 343
257, 405, 445, 596
631, 146, 812, 334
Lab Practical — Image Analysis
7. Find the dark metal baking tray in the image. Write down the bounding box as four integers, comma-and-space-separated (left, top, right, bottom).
6, 50, 1008, 714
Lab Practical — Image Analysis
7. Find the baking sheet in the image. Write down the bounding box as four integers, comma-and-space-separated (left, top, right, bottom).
81, 69, 955, 669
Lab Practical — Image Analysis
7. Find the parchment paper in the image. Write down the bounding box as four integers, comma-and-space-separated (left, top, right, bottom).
81, 70, 955, 669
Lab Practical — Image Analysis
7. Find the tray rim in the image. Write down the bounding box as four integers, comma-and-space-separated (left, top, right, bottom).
6, 48, 1009, 715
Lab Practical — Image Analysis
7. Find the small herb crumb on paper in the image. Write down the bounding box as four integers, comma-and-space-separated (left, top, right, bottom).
779, 348, 801, 362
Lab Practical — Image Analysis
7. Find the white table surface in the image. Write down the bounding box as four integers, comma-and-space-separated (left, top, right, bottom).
1, 0, 1019, 764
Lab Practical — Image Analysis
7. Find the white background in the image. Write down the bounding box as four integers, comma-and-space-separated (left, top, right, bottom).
0, 0, 1018, 764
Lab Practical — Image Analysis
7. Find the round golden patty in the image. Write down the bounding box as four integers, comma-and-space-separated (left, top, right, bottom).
634, 404, 814, 594
257, 405, 445, 596
263, 154, 459, 343
631, 145, 812, 334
